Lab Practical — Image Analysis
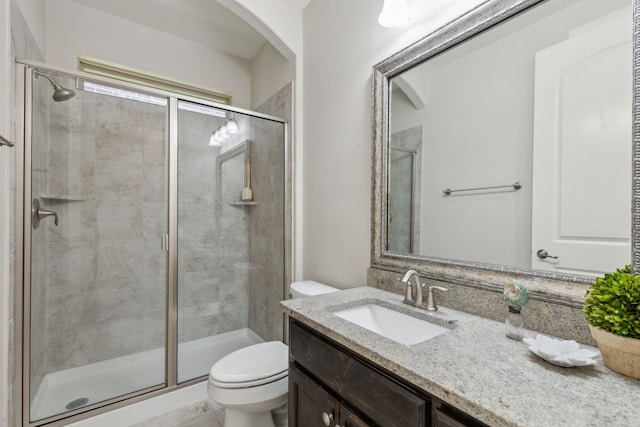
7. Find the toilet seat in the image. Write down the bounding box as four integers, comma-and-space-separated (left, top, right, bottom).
209, 341, 288, 389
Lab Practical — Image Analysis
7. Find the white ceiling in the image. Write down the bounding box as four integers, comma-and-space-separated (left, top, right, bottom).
66, 0, 309, 60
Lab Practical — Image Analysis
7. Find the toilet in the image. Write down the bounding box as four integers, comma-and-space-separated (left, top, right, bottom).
207, 280, 338, 427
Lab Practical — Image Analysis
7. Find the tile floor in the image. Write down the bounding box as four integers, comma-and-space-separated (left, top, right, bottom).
129, 400, 288, 427
130, 400, 224, 427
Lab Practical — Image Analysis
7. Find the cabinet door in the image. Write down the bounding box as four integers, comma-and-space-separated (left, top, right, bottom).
289, 364, 339, 427
434, 406, 488, 427
339, 403, 375, 427
290, 321, 430, 426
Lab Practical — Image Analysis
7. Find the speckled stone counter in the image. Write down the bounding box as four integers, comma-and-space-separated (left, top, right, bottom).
280, 286, 640, 427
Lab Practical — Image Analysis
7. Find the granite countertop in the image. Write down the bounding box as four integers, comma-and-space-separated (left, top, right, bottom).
280, 286, 640, 427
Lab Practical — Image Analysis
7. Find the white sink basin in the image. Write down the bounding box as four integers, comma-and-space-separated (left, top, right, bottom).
332, 303, 451, 345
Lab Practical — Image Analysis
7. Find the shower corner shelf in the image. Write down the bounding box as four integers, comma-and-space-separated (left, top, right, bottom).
40, 194, 85, 201
229, 201, 258, 207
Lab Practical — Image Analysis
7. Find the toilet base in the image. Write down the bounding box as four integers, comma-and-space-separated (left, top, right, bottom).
224, 407, 275, 427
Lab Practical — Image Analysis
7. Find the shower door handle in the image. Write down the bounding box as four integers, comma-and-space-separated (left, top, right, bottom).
32, 199, 58, 229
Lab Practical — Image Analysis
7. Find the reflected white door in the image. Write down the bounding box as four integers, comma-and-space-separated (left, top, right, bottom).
531, 8, 632, 276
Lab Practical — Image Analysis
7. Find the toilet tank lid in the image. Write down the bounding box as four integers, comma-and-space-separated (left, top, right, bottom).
210, 341, 288, 384
290, 280, 338, 297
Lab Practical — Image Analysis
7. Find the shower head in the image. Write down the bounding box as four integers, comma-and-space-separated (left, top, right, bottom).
35, 70, 76, 102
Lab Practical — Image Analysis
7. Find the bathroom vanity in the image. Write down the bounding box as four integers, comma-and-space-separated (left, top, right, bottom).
289, 319, 486, 426
281, 287, 640, 427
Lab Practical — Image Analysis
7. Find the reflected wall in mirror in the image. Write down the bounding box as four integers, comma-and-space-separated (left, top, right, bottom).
373, 0, 640, 296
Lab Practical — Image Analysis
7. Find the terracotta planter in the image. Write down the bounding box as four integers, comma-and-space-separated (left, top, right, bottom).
589, 325, 640, 379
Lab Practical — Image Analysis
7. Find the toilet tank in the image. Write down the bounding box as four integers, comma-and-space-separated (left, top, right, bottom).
289, 280, 338, 298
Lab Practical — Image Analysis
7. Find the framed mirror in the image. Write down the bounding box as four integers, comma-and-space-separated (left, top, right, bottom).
372, 0, 640, 301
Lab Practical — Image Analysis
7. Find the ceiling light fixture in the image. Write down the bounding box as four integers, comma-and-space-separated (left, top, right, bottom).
378, 0, 412, 28
209, 118, 240, 146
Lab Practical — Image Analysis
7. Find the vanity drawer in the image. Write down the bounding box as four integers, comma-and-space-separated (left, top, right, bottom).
289, 320, 429, 427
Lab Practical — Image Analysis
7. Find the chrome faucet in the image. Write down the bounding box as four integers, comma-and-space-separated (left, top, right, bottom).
400, 270, 448, 311
400, 270, 424, 306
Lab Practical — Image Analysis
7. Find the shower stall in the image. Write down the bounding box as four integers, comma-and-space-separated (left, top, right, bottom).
16, 61, 288, 426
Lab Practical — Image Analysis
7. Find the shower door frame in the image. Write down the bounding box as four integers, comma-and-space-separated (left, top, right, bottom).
14, 59, 289, 427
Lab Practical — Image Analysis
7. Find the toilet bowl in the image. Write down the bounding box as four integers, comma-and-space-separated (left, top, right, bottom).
207, 280, 338, 427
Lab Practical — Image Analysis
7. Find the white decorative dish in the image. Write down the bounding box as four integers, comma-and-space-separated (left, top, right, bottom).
523, 334, 599, 367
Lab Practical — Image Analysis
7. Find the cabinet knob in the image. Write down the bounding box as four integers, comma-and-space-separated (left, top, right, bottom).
322, 411, 334, 426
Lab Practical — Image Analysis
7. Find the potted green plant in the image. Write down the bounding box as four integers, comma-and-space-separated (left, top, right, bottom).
583, 265, 640, 379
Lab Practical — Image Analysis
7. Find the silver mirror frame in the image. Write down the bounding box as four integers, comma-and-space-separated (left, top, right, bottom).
372, 0, 640, 301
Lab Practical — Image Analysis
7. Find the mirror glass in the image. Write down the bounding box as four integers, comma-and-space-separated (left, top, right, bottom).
385, 0, 632, 279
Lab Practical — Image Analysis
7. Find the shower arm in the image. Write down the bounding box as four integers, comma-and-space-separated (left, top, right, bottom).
35, 70, 62, 89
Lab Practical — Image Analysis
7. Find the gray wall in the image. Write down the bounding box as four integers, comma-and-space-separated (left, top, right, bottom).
250, 82, 292, 342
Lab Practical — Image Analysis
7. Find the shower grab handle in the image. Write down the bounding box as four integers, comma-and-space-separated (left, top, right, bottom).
32, 199, 58, 229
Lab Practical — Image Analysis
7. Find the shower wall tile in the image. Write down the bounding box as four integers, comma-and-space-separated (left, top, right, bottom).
141, 238, 166, 277
143, 163, 166, 202
96, 240, 143, 281
142, 110, 167, 167
179, 303, 221, 343
97, 95, 145, 125
46, 106, 97, 199
93, 279, 142, 323
249, 83, 291, 342
44, 199, 96, 242
143, 311, 166, 351
48, 123, 97, 163
139, 274, 167, 314
50, 87, 95, 134
96, 122, 144, 164
179, 269, 221, 307
96, 200, 143, 240
46, 152, 96, 198
178, 167, 215, 203
142, 201, 167, 238
46, 241, 96, 286
178, 201, 217, 238
177, 108, 250, 349
178, 237, 236, 272
89, 316, 144, 361
217, 205, 248, 235
45, 286, 96, 330
45, 328, 91, 373
95, 159, 143, 201
219, 282, 250, 333
178, 113, 224, 170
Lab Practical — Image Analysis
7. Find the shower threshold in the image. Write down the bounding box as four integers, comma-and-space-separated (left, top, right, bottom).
30, 328, 263, 422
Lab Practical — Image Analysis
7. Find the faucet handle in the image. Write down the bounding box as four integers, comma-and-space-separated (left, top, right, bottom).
426, 286, 448, 311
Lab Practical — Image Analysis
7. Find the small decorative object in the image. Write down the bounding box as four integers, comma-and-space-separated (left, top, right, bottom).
503, 279, 530, 340
523, 334, 598, 367
583, 265, 640, 379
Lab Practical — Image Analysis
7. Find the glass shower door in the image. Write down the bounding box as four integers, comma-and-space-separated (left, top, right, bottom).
175, 100, 286, 383
27, 69, 169, 422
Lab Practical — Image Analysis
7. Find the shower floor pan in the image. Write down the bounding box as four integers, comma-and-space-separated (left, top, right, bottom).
30, 328, 263, 422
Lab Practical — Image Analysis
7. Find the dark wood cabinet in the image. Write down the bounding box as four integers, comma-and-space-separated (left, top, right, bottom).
289, 319, 487, 427
289, 364, 340, 427
289, 364, 372, 427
